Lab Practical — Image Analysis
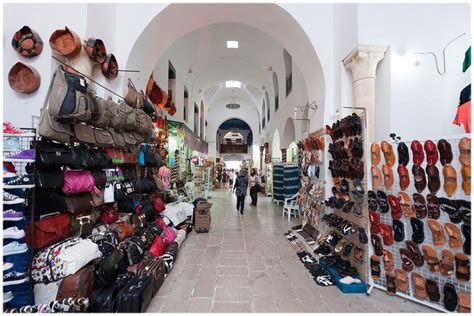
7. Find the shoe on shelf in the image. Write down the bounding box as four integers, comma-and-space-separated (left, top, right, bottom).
3, 170, 17, 179
3, 122, 35, 137
339, 276, 362, 284
3, 291, 14, 303
3, 209, 24, 221
4, 174, 35, 189
4, 149, 35, 162
3, 192, 25, 205
3, 241, 28, 256
3, 262, 14, 271
3, 137, 20, 152
3, 227, 25, 239
3, 271, 28, 286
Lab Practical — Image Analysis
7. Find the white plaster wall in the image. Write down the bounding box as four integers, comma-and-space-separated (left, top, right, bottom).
358, 3, 471, 141
3, 4, 88, 127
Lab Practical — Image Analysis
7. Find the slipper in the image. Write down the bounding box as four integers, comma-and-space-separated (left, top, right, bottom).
377, 190, 390, 213
443, 283, 458, 312
342, 222, 353, 235
379, 223, 394, 245
412, 164, 427, 193
411, 272, 427, 300
352, 178, 364, 194
387, 195, 402, 219
458, 291, 471, 313
368, 190, 378, 211
340, 275, 362, 284
395, 269, 408, 292
334, 238, 346, 255
392, 219, 405, 242
371, 234, 383, 256
426, 164, 441, 194
443, 165, 458, 197
371, 165, 383, 189
455, 252, 470, 282
405, 241, 424, 267
399, 248, 414, 272
369, 211, 381, 234
314, 274, 336, 286
412, 193, 427, 219
426, 279, 440, 302
358, 227, 368, 244
440, 249, 455, 277
370, 255, 381, 280
426, 194, 440, 219
421, 245, 439, 273
398, 191, 416, 218
462, 224, 470, 255
352, 246, 364, 264
383, 249, 394, 271
386, 271, 397, 296
397, 165, 411, 191
382, 164, 394, 189
444, 223, 463, 248
461, 165, 471, 195
458, 137, 471, 166
410, 218, 425, 244
301, 255, 316, 264
427, 219, 446, 246
342, 243, 354, 258
371, 142, 381, 165
381, 141, 396, 167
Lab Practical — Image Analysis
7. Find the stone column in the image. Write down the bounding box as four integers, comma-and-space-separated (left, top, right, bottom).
342, 45, 387, 142
281, 148, 287, 163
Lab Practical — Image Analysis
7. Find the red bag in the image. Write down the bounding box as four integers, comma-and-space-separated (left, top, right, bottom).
155, 217, 165, 229
62, 170, 98, 195
25, 213, 70, 249
153, 197, 165, 213
105, 148, 124, 164
149, 236, 165, 257
99, 203, 118, 224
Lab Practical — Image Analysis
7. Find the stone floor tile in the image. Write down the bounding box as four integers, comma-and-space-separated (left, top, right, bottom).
217, 275, 251, 287
218, 266, 249, 276
186, 297, 213, 313
214, 285, 252, 302
192, 277, 217, 297
218, 257, 248, 266
211, 302, 252, 313
253, 295, 279, 312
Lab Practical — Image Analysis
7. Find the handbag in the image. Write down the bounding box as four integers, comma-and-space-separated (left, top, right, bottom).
130, 213, 146, 231
115, 274, 153, 313
62, 170, 98, 195
142, 201, 158, 222
110, 222, 134, 242
56, 266, 94, 301
73, 123, 95, 144
163, 226, 177, 245
35, 188, 66, 215
110, 129, 126, 148
25, 213, 70, 249
152, 197, 165, 213
117, 198, 135, 213
38, 107, 73, 144
35, 167, 64, 189
100, 203, 118, 224
149, 237, 166, 257
106, 148, 124, 165
91, 189, 105, 206
126, 257, 165, 297
104, 182, 115, 203
135, 109, 153, 137
121, 166, 137, 181
36, 139, 73, 166
122, 236, 146, 265
91, 228, 119, 257
91, 169, 107, 188
114, 182, 128, 201
118, 213, 132, 223
94, 248, 126, 288
138, 144, 147, 166
123, 181, 135, 195
135, 226, 155, 249
145, 148, 162, 167
89, 149, 112, 168
125, 79, 141, 108
94, 128, 114, 147
89, 94, 114, 129
122, 132, 137, 147
90, 272, 134, 312
65, 192, 92, 215
133, 176, 157, 194
69, 146, 96, 169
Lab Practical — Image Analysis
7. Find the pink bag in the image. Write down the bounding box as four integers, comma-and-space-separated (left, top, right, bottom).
149, 236, 166, 257
163, 226, 177, 245
62, 170, 99, 195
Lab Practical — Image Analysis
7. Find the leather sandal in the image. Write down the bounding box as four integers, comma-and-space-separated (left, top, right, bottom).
397, 142, 410, 166
386, 271, 397, 295
426, 279, 440, 302
462, 224, 470, 255
458, 291, 471, 313
342, 242, 354, 258
445, 223, 463, 248
371, 166, 382, 190
438, 197, 462, 223
387, 195, 402, 219
371, 234, 383, 256
458, 137, 471, 167
397, 165, 410, 191
424, 140, 439, 165
380, 223, 394, 245
426, 194, 440, 219
443, 283, 458, 312
399, 248, 414, 272
411, 272, 427, 300
371, 142, 381, 165
440, 249, 455, 276
426, 165, 441, 194
395, 269, 408, 292
406, 240, 424, 267
377, 191, 389, 213
370, 255, 381, 280
421, 245, 440, 273
410, 218, 425, 244
455, 252, 470, 282
427, 219, 446, 246
358, 227, 368, 244
398, 192, 416, 218
369, 211, 381, 234
382, 164, 394, 189
438, 139, 453, 165
412, 193, 427, 219
461, 165, 471, 195
411, 140, 425, 165
443, 164, 458, 197
334, 238, 346, 255
412, 164, 427, 193
368, 190, 378, 211
392, 219, 405, 242
383, 249, 394, 271
381, 141, 396, 167
352, 246, 364, 264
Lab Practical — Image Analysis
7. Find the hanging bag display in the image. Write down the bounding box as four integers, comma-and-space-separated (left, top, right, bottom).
36, 139, 73, 166
25, 213, 70, 249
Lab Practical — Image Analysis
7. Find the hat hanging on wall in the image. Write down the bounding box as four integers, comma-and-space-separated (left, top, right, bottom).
11, 26, 43, 58
84, 38, 107, 63
146, 75, 168, 107
49, 26, 82, 57
101, 53, 119, 79
8, 62, 41, 94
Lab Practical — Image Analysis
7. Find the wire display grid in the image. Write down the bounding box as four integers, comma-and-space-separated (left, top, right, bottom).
367, 135, 471, 313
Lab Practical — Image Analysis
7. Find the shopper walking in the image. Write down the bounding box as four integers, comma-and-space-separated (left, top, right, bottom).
222, 169, 228, 189
233, 169, 248, 214
249, 168, 260, 206
228, 169, 235, 192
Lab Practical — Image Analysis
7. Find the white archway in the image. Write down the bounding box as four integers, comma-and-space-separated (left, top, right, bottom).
272, 129, 282, 161
282, 117, 296, 148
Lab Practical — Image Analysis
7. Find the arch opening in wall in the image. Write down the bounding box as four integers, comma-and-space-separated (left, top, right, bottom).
271, 129, 281, 161
272, 72, 279, 112
200, 100, 204, 138
265, 90, 270, 122
261, 99, 266, 129
288, 141, 297, 162
168, 61, 176, 107
183, 86, 189, 123
283, 48, 292, 97
194, 102, 199, 134
282, 117, 295, 148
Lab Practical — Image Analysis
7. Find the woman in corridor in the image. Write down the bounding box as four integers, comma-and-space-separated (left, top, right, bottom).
249, 168, 260, 206
233, 169, 248, 214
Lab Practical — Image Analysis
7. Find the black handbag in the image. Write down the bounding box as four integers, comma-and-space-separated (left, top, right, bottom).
123, 181, 135, 195
142, 201, 157, 222
34, 188, 66, 215
36, 139, 73, 166
69, 146, 92, 169
122, 236, 146, 265
135, 226, 155, 249
117, 197, 135, 213
94, 248, 126, 288
91, 228, 119, 257
146, 222, 162, 237
91, 169, 107, 188
121, 166, 137, 181
115, 275, 153, 313
89, 272, 134, 312
133, 176, 157, 194
114, 182, 128, 201
35, 167, 64, 188
90, 148, 113, 168
144, 148, 162, 167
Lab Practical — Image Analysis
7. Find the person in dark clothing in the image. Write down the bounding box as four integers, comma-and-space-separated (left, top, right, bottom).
233, 169, 248, 214
249, 168, 259, 206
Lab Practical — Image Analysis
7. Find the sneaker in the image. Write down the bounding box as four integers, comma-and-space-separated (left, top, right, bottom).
3, 170, 17, 179
3, 227, 25, 239
4, 174, 35, 189
3, 241, 28, 256
3, 137, 20, 152
3, 192, 25, 205
4, 149, 35, 162
3, 291, 14, 303
3, 162, 16, 174
4, 262, 14, 271
3, 271, 28, 286
3, 122, 35, 137
3, 209, 24, 221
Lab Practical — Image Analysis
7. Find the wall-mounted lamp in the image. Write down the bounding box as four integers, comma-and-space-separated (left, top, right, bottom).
293, 101, 318, 121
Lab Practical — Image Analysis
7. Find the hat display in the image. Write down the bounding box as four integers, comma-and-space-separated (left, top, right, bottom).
49, 26, 82, 57
8, 62, 41, 94
11, 26, 43, 58
84, 37, 107, 63
101, 53, 119, 79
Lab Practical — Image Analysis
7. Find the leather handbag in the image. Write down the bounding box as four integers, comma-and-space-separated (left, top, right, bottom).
90, 228, 119, 257
122, 236, 146, 266
149, 236, 166, 257
90, 149, 112, 168
69, 146, 93, 169
152, 197, 165, 213
38, 108, 74, 144
133, 176, 157, 194
74, 123, 96, 144
91, 169, 107, 189
91, 189, 105, 206
71, 216, 93, 238
36, 139, 73, 166
56, 266, 94, 301
94, 128, 114, 147
131, 213, 147, 231
106, 148, 124, 164
100, 203, 118, 224
35, 188, 67, 216
125, 79, 141, 108
135, 226, 155, 248
117, 198, 135, 213
123, 181, 135, 195
110, 222, 134, 242
25, 213, 70, 249
123, 149, 138, 164
123, 132, 137, 147
127, 257, 165, 297
94, 248, 126, 288
114, 182, 128, 201
65, 192, 92, 216
35, 167, 64, 189
135, 109, 153, 136
89, 94, 114, 129
133, 132, 145, 144
116, 275, 153, 313
110, 129, 126, 148
89, 272, 134, 312
163, 226, 177, 245
63, 170, 98, 195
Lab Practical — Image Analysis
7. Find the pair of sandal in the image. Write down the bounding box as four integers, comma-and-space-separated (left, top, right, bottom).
326, 113, 362, 141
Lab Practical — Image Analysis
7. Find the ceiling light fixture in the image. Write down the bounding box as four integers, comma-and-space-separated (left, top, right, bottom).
227, 40, 239, 48
225, 80, 241, 88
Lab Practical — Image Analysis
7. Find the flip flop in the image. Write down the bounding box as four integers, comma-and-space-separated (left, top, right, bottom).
399, 248, 414, 272
421, 245, 440, 273
445, 223, 463, 248
455, 252, 470, 282
458, 291, 471, 313
411, 272, 427, 300
426, 279, 440, 302
440, 249, 455, 277
427, 219, 446, 246
398, 191, 416, 218
315, 274, 336, 286
383, 249, 394, 271
443, 283, 458, 312
370, 255, 381, 280
386, 271, 397, 295
395, 269, 408, 292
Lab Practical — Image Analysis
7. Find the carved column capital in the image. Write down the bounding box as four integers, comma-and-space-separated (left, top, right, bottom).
343, 45, 387, 82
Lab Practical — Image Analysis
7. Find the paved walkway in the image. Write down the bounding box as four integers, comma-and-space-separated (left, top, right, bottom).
147, 190, 435, 313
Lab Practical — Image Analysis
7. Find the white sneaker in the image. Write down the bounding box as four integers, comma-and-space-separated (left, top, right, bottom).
3, 192, 25, 205
3, 291, 14, 303
3, 226, 25, 239
3, 262, 14, 271
339, 276, 362, 285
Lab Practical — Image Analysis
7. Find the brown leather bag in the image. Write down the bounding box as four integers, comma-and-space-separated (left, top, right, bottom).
146, 75, 168, 108
125, 79, 142, 108
127, 257, 166, 296
131, 213, 146, 231
110, 222, 134, 242
94, 128, 114, 147
74, 124, 96, 144
109, 128, 126, 148
56, 266, 94, 301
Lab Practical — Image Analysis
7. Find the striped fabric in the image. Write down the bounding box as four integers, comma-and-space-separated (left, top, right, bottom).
284, 164, 299, 198
273, 164, 284, 201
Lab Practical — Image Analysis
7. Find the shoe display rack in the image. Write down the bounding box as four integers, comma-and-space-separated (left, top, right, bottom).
367, 136, 471, 313
3, 127, 37, 309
